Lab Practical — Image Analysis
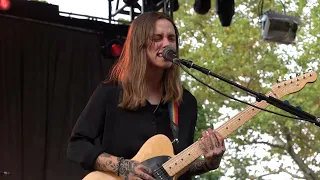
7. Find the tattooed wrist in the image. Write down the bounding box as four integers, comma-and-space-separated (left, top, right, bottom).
117, 157, 124, 176
118, 159, 139, 178
189, 159, 208, 175
205, 157, 221, 170
94, 153, 120, 173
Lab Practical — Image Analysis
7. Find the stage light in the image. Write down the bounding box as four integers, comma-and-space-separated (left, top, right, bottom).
143, 0, 179, 13
261, 10, 300, 44
0, 0, 11, 10
102, 39, 123, 59
193, 0, 234, 27
111, 43, 123, 57
171, 0, 179, 12
193, 0, 211, 14
216, 0, 234, 27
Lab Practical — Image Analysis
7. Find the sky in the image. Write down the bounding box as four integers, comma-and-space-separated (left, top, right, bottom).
47, 0, 109, 17
45, 1, 313, 180
47, 0, 137, 21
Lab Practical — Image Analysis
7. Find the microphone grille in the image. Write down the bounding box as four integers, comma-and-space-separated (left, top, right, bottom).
163, 46, 177, 61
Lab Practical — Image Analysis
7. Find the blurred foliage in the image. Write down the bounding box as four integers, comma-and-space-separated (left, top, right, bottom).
173, 0, 320, 179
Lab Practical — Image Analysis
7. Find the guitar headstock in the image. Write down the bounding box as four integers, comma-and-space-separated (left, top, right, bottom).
271, 71, 317, 98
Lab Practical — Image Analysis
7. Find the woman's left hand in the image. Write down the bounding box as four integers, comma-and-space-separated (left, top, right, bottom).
199, 128, 226, 170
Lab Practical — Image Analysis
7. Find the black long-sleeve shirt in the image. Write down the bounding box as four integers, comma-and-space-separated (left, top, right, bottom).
67, 81, 198, 179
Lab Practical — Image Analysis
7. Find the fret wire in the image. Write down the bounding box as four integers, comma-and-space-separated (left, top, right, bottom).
163, 141, 203, 175
215, 92, 274, 138
163, 92, 277, 176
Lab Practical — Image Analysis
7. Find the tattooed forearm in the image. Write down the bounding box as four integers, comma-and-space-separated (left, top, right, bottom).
118, 159, 139, 178
188, 159, 209, 175
94, 153, 121, 173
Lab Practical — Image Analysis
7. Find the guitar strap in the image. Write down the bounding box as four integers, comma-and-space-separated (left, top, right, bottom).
168, 100, 179, 144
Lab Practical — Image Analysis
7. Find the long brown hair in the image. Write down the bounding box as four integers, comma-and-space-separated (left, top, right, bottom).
107, 12, 183, 110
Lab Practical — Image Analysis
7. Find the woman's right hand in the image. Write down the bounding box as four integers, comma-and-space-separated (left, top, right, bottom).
118, 159, 156, 180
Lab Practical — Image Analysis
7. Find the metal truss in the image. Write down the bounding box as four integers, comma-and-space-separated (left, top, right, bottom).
107, 0, 174, 23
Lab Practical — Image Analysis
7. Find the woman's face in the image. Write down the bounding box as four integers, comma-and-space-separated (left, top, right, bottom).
146, 19, 177, 69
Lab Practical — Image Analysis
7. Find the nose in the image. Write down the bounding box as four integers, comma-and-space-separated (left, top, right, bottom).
162, 38, 171, 48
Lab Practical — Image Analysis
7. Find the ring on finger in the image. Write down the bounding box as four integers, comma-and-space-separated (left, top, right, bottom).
206, 131, 210, 136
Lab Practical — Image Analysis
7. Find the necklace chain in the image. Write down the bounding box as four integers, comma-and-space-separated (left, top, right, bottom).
152, 99, 162, 114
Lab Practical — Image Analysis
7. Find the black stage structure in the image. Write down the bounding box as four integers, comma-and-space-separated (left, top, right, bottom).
0, 1, 136, 180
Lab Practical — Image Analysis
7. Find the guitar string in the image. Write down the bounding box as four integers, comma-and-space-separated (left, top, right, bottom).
162, 143, 206, 177
164, 142, 201, 174
161, 92, 281, 176
165, 93, 273, 172
154, 167, 169, 179
165, 142, 199, 168
216, 101, 267, 136
215, 92, 273, 136
158, 77, 306, 178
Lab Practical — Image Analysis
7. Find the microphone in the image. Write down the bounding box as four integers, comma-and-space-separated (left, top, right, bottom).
162, 46, 179, 63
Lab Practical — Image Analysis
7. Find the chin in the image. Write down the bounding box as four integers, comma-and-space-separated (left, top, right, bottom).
160, 61, 173, 69
148, 57, 173, 69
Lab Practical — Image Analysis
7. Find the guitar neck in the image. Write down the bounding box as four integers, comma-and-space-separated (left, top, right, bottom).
163, 91, 276, 176
217, 91, 275, 138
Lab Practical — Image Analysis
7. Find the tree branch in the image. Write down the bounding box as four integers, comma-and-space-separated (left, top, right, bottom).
292, 132, 315, 151
244, 139, 285, 149
282, 126, 319, 180
252, 167, 304, 179
253, 171, 281, 179
311, 152, 319, 165
278, 167, 305, 179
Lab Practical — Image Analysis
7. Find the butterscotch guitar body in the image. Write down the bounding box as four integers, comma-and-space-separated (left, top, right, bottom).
83, 134, 177, 180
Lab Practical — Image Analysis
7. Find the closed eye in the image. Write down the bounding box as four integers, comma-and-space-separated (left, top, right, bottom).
153, 34, 176, 42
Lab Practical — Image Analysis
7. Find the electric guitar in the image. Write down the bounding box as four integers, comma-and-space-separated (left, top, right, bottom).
83, 71, 317, 180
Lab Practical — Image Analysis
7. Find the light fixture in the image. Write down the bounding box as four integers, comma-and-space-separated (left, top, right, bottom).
193, 0, 211, 14
102, 39, 123, 59
0, 0, 11, 10
261, 10, 301, 44
216, 0, 234, 27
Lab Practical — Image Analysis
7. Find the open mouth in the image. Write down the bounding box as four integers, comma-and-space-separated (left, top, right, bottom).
156, 52, 163, 57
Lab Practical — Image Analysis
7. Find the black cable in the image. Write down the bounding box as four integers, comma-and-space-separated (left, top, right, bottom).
278, 0, 286, 15
260, 0, 264, 17
179, 63, 310, 121
258, 0, 262, 17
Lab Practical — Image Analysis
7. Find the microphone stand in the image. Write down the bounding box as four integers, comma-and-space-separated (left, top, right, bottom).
174, 58, 320, 127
